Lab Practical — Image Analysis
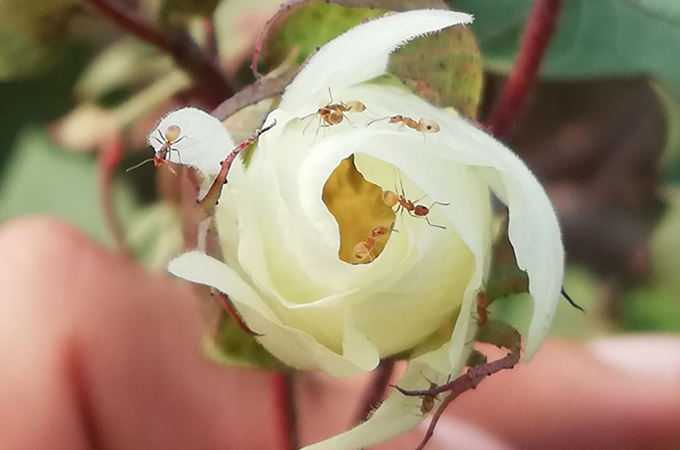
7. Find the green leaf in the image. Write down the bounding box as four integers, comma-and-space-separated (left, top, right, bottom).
0, 0, 80, 80
203, 313, 283, 369
448, 0, 680, 95
0, 128, 139, 245
388, 26, 483, 118
259, 2, 386, 73
619, 0, 680, 26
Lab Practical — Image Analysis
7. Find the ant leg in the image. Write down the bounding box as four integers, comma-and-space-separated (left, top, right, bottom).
327, 87, 334, 103
170, 147, 183, 165
419, 371, 436, 385
429, 201, 450, 208
344, 113, 356, 128
153, 136, 164, 146
301, 114, 316, 135
174, 135, 186, 144
425, 215, 446, 229
311, 117, 324, 145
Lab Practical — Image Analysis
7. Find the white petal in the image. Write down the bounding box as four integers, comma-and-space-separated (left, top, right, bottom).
327, 84, 563, 359
303, 342, 469, 450
168, 251, 378, 377
279, 9, 473, 114
148, 107, 234, 175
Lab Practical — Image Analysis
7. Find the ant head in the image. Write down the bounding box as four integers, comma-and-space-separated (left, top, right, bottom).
419, 119, 440, 133
164, 125, 181, 142
153, 152, 168, 167
372, 226, 388, 237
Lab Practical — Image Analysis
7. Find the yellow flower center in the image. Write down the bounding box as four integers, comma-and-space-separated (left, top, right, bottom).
322, 155, 396, 264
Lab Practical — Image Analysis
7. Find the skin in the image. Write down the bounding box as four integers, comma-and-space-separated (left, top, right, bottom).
0, 216, 679, 450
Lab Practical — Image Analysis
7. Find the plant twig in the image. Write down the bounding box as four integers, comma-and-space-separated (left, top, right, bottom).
180, 166, 201, 251
98, 138, 130, 256
83, 0, 233, 106
211, 63, 297, 121
197, 120, 277, 215
395, 322, 521, 450
354, 359, 396, 424
486, 0, 564, 139
271, 372, 298, 450
212, 290, 263, 336
203, 17, 219, 63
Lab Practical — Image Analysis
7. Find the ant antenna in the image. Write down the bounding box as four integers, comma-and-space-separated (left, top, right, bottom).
561, 287, 585, 313
367, 116, 389, 127
126, 157, 155, 172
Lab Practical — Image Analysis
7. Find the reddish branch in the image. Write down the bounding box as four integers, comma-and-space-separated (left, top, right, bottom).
486, 0, 564, 139
354, 359, 396, 424
180, 166, 201, 250
98, 138, 130, 256
197, 120, 277, 215
271, 372, 299, 450
212, 290, 262, 336
83, 0, 233, 106
203, 17, 219, 63
395, 323, 521, 450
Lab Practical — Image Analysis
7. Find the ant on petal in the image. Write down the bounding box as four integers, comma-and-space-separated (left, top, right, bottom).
368, 115, 440, 141
382, 177, 449, 229
350, 225, 391, 264
128, 124, 185, 174
300, 88, 366, 140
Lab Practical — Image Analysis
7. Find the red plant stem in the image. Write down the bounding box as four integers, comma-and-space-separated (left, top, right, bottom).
197, 120, 277, 215
98, 138, 130, 256
486, 0, 564, 139
212, 290, 262, 336
180, 166, 201, 251
271, 372, 298, 450
203, 17, 219, 63
353, 359, 395, 424
83, 0, 233, 105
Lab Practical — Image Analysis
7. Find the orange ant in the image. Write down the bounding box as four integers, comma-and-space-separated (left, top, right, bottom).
382, 178, 448, 229
350, 225, 390, 264
367, 115, 440, 140
394, 372, 449, 416
419, 381, 438, 415
127, 124, 185, 173
301, 88, 366, 137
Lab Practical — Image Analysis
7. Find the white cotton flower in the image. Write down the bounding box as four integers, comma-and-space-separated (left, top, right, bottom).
159, 9, 564, 450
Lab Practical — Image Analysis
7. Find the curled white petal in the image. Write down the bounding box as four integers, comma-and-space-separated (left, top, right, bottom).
168, 251, 380, 377
148, 107, 234, 175
279, 9, 473, 114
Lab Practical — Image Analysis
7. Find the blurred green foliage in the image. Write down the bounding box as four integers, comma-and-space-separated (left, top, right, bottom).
450, 0, 680, 93
0, 129, 139, 244
259, 2, 385, 71
0, 0, 81, 80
